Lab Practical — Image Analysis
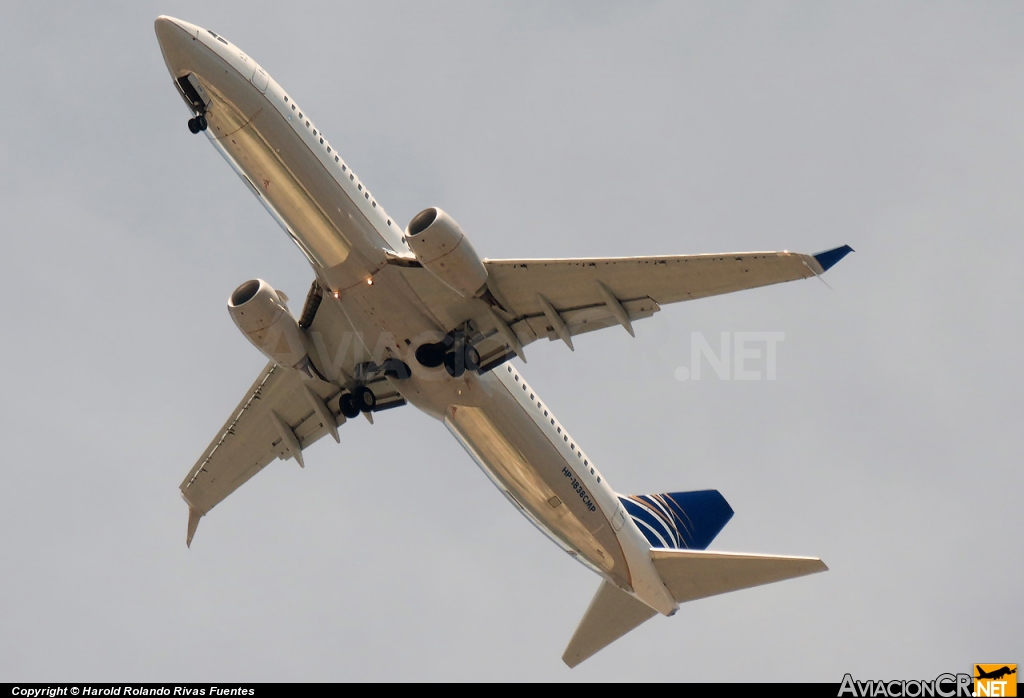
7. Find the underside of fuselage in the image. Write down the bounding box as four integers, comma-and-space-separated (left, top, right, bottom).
155, 15, 645, 597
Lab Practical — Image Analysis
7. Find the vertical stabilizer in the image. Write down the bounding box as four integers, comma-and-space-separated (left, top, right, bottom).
562, 581, 657, 668
618, 490, 734, 550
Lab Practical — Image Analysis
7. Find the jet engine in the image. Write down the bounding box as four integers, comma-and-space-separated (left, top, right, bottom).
228, 279, 312, 372
406, 207, 488, 298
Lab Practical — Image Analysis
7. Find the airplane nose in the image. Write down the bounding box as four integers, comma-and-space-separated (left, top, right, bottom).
155, 15, 200, 36
155, 16, 202, 76
154, 15, 197, 42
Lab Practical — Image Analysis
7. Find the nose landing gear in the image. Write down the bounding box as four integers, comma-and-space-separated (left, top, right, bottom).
187, 114, 208, 134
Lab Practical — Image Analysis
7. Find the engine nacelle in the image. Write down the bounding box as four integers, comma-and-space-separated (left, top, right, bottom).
406, 207, 488, 298
228, 279, 310, 370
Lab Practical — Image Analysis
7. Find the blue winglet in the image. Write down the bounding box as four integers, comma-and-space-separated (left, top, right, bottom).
813, 244, 854, 272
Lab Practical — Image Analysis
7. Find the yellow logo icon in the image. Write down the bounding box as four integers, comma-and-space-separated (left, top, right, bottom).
974, 665, 1017, 697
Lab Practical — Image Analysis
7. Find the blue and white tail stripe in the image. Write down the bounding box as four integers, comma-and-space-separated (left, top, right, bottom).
618, 490, 734, 550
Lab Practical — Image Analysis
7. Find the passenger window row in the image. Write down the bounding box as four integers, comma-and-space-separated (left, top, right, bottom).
281, 93, 393, 229
507, 366, 601, 484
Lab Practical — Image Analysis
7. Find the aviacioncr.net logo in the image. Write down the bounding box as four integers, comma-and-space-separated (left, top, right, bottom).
974, 665, 1017, 698
838, 673, 973, 698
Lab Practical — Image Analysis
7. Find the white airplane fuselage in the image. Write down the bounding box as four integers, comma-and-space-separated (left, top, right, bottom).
155, 17, 678, 616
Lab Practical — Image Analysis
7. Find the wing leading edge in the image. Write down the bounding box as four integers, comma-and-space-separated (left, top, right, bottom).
485, 245, 854, 329
180, 363, 342, 546
401, 245, 852, 366
181, 362, 407, 546
181, 280, 409, 547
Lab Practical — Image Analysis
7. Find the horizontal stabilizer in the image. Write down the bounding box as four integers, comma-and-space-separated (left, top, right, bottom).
651, 549, 827, 604
562, 580, 657, 668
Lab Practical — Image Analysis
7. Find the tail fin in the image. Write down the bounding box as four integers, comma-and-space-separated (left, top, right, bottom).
618, 490, 733, 549
562, 580, 657, 668
651, 549, 827, 604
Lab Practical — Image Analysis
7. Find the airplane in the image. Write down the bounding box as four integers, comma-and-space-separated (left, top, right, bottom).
976, 667, 1017, 681
155, 15, 852, 667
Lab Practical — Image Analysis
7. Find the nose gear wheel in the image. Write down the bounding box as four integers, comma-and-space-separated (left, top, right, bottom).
188, 114, 208, 133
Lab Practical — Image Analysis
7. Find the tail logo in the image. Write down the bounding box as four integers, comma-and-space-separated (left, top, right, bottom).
619, 494, 692, 549
617, 490, 733, 550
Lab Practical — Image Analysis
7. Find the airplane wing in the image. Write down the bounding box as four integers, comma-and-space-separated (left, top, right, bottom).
400, 245, 852, 367
180, 281, 406, 547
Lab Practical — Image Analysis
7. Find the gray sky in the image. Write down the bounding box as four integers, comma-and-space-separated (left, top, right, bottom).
1, 0, 1021, 682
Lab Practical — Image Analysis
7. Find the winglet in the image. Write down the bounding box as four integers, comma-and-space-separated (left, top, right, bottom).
813, 245, 854, 272
186, 506, 202, 548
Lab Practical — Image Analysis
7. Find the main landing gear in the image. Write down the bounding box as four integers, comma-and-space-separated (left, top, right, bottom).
415, 335, 480, 378
187, 114, 208, 134
336, 358, 412, 419
443, 345, 480, 378
339, 386, 375, 419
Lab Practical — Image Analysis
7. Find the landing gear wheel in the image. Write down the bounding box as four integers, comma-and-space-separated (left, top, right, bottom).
415, 342, 447, 368
352, 385, 376, 412
188, 115, 209, 134
443, 351, 466, 378
443, 344, 479, 378
339, 393, 361, 419
381, 358, 412, 380
464, 345, 480, 372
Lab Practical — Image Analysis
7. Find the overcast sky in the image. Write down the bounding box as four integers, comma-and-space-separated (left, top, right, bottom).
1, 0, 1021, 683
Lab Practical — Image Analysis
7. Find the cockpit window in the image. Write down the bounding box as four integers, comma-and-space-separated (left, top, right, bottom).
217, 37, 229, 45
208, 30, 218, 37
